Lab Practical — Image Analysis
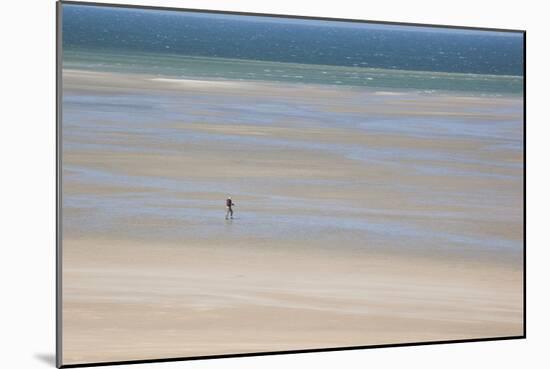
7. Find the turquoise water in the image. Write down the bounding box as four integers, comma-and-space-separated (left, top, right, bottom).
64, 49, 523, 95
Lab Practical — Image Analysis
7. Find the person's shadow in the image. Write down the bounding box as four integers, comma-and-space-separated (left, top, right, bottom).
34, 353, 56, 367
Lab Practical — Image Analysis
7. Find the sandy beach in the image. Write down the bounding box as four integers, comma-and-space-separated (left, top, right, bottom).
63, 239, 522, 364
62, 70, 523, 364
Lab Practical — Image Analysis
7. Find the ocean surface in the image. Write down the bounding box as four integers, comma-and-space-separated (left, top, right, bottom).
62, 4, 524, 95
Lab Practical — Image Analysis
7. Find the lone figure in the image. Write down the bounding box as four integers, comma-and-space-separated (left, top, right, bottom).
225, 197, 235, 219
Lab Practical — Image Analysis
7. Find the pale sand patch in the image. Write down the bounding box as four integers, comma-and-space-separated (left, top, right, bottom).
150, 77, 245, 89
374, 91, 407, 96
62, 239, 523, 364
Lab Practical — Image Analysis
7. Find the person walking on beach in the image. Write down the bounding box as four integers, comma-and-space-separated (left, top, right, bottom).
225, 197, 235, 219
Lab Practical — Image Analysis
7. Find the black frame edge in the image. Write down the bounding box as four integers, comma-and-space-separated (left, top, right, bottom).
56, 1, 63, 367
522, 30, 527, 339
60, 336, 526, 368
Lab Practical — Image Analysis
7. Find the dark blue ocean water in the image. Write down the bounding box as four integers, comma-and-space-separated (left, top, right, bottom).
62, 4, 523, 75
62, 4, 524, 93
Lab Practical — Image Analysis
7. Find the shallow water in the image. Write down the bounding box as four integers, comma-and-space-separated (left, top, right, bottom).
62, 72, 523, 261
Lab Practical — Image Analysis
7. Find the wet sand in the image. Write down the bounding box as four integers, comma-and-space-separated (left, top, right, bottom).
62, 70, 524, 364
